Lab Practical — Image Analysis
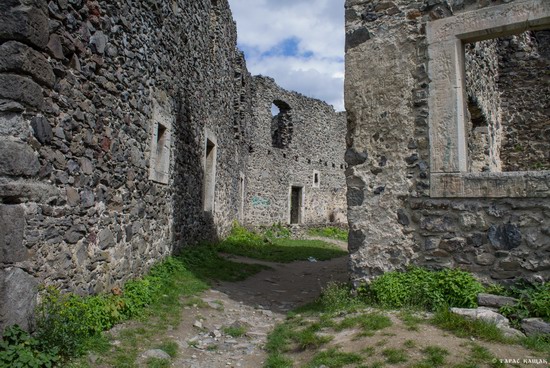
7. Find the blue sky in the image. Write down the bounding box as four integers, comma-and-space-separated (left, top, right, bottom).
227, 0, 345, 111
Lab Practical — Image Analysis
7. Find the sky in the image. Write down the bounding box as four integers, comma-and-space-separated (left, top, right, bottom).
227, 0, 346, 111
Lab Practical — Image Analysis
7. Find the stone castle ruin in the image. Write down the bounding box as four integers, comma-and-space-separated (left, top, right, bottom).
1, 0, 549, 332
345, 0, 549, 285
0, 0, 346, 330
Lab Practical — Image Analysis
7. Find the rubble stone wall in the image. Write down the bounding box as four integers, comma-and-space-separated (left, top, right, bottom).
0, 0, 349, 332
0, 0, 254, 331
345, 0, 550, 286
244, 76, 347, 227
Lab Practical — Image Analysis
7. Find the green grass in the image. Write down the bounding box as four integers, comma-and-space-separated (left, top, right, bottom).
264, 353, 293, 368
410, 346, 449, 367
336, 313, 392, 334
382, 348, 408, 364
156, 341, 178, 358
520, 334, 550, 354
146, 357, 170, 368
178, 245, 270, 281
217, 222, 347, 263
304, 348, 363, 368
65, 245, 273, 367
218, 238, 347, 263
307, 226, 349, 241
399, 310, 424, 331
431, 308, 507, 343
223, 325, 247, 337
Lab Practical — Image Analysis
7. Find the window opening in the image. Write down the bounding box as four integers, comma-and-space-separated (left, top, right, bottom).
465, 30, 550, 172
148, 105, 172, 185
271, 100, 293, 148
426, 1, 550, 198
239, 173, 245, 221
313, 171, 320, 188
204, 138, 217, 212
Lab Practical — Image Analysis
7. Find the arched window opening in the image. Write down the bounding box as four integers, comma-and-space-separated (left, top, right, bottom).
271, 100, 293, 148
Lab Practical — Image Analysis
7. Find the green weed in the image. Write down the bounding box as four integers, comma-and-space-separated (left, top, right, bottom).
217, 223, 347, 263
223, 325, 247, 337
307, 226, 348, 241
431, 308, 506, 343
304, 348, 363, 368
264, 353, 293, 368
362, 267, 484, 310
382, 348, 408, 364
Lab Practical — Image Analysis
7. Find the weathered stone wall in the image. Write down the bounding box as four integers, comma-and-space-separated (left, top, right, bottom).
244, 76, 347, 226
345, 0, 550, 286
497, 30, 550, 171
465, 30, 550, 172
0, 0, 254, 331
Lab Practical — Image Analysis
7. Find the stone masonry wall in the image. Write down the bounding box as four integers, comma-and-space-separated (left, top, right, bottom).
465, 30, 550, 172
345, 0, 550, 286
244, 76, 347, 226
0, 0, 254, 331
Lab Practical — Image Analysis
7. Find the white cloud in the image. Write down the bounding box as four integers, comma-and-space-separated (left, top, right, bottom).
227, 0, 345, 111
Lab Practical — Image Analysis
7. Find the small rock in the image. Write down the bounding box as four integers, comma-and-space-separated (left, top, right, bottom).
141, 349, 170, 360
477, 293, 518, 309
521, 318, 550, 337
193, 320, 203, 329
260, 310, 273, 317
451, 307, 510, 328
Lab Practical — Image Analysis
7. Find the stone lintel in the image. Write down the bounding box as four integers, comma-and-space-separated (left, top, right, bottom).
430, 171, 550, 198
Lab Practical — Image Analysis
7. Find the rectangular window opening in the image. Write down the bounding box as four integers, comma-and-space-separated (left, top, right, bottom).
204, 139, 217, 212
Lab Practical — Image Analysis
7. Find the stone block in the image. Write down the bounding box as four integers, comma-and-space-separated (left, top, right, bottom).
477, 293, 518, 309
0, 139, 40, 177
0, 113, 29, 137
0, 180, 59, 203
0, 267, 38, 332
451, 307, 510, 327
0, 41, 55, 87
345, 28, 370, 51
0, 74, 44, 110
0, 205, 27, 263
31, 116, 53, 144
98, 228, 115, 250
488, 224, 522, 250
0, 5, 49, 49
521, 318, 550, 337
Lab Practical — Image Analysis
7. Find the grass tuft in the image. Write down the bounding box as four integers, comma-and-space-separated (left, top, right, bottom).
304, 348, 363, 368
382, 348, 408, 364
431, 308, 507, 343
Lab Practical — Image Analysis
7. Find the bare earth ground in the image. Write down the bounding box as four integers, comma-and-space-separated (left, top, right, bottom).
107, 239, 548, 368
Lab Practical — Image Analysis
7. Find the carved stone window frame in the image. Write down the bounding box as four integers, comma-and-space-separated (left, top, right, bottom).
148, 99, 173, 185
427, 0, 550, 198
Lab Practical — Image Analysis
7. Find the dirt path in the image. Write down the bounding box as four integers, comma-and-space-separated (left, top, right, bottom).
169, 254, 349, 367
127, 239, 547, 368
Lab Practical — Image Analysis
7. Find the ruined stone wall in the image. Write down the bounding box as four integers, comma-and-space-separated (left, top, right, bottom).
345, 0, 550, 286
244, 76, 347, 226
465, 30, 550, 172
0, 0, 253, 331
497, 30, 550, 171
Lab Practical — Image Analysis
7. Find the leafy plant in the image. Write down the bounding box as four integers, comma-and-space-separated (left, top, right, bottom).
263, 223, 292, 239
364, 267, 484, 310
308, 226, 348, 241
499, 281, 550, 323
0, 325, 59, 368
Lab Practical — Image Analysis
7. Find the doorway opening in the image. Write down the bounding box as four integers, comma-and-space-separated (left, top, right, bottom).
290, 186, 303, 224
